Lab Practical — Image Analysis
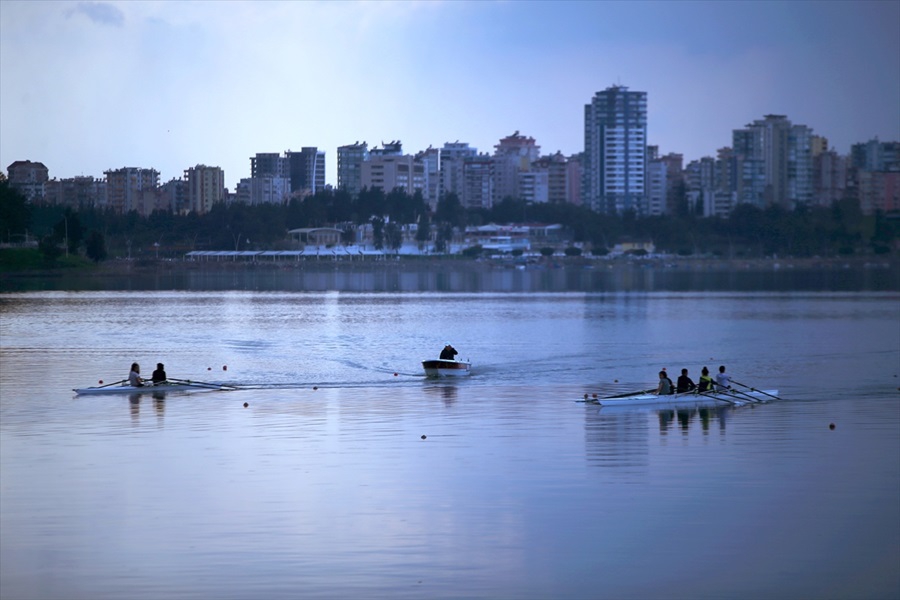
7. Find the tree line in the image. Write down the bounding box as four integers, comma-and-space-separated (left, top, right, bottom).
1, 181, 896, 262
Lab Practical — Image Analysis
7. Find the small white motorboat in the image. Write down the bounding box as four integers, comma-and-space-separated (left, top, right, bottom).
422, 359, 472, 377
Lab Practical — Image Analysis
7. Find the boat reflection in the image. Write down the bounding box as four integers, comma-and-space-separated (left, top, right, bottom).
585, 404, 736, 470
423, 382, 458, 406
128, 391, 167, 425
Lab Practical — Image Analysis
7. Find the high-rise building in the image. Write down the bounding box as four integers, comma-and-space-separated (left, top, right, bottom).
583, 85, 648, 214
286, 148, 325, 196
104, 167, 159, 214
439, 142, 479, 203
415, 146, 441, 209
530, 152, 570, 204
337, 142, 369, 197
250, 153, 286, 178
739, 115, 789, 208
491, 131, 540, 205
361, 153, 425, 196
184, 165, 225, 214
460, 154, 492, 211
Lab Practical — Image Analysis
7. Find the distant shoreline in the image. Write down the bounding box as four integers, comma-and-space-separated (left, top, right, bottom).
2, 254, 898, 278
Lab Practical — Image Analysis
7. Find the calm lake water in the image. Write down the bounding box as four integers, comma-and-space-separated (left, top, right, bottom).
1, 271, 899, 599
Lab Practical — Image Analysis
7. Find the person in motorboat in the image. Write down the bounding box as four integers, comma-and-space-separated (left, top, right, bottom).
676, 368, 696, 393
698, 366, 715, 392
715, 365, 732, 391
656, 370, 674, 395
128, 363, 144, 387
440, 343, 458, 361
151, 363, 167, 384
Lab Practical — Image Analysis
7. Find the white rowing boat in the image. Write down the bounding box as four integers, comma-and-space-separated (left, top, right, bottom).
422, 359, 472, 377
584, 389, 778, 407
73, 380, 234, 396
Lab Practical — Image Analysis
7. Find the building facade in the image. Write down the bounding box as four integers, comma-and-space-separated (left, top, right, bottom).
104, 167, 160, 214
336, 142, 369, 197
7, 160, 49, 203
491, 131, 540, 205
184, 165, 225, 214
583, 85, 648, 214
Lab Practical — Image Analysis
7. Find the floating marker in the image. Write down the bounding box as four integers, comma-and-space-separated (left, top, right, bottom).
223, 365, 227, 371
207, 367, 211, 371
243, 402, 249, 408
313, 386, 318, 390
421, 435, 426, 440
829, 423, 835, 430
99, 380, 103, 384
394, 373, 398, 376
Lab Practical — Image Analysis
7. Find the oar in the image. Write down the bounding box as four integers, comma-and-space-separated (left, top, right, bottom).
167, 378, 237, 391
95, 379, 127, 389
696, 389, 739, 405
732, 380, 782, 401
718, 386, 762, 403
606, 387, 657, 399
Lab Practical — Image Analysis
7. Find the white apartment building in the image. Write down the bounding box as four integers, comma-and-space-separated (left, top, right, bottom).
583, 85, 648, 214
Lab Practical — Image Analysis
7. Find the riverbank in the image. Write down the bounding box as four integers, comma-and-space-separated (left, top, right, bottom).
2, 253, 898, 293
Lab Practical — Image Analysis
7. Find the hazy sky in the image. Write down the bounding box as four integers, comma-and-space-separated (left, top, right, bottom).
2, 0, 898, 189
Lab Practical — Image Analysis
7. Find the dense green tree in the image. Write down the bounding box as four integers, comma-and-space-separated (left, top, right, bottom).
86, 231, 108, 262
0, 181, 31, 242
38, 234, 62, 261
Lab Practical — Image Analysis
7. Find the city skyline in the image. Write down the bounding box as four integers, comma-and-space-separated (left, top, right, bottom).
1, 0, 898, 189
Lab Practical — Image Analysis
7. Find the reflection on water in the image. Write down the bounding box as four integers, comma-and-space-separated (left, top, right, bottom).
2, 261, 898, 293
1, 290, 898, 600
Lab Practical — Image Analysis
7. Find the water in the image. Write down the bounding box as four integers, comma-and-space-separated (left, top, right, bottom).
1, 288, 898, 599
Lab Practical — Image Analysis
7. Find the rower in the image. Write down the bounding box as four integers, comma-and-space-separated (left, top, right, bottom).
151, 363, 167, 384
128, 363, 144, 387
656, 370, 674, 395
715, 365, 732, 390
698, 367, 715, 392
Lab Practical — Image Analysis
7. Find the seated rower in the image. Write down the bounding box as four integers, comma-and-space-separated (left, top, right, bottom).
676, 368, 697, 393
151, 363, 167, 384
715, 365, 732, 390
698, 367, 715, 392
656, 370, 673, 395
128, 362, 144, 387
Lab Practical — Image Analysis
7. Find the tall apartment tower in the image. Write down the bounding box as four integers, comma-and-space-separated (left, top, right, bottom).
337, 142, 369, 197
491, 131, 540, 205
439, 142, 478, 202
732, 115, 791, 208
287, 147, 325, 196
184, 165, 225, 214
583, 85, 648, 214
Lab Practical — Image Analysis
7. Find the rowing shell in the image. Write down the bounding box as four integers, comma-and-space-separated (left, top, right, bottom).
422, 359, 472, 377
585, 389, 778, 407
73, 382, 233, 395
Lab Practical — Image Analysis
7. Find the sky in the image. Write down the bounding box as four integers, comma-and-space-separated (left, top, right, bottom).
1, 0, 898, 190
